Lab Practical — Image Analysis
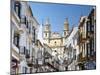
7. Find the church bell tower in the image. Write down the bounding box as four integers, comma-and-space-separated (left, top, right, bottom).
43, 18, 51, 44
63, 18, 69, 37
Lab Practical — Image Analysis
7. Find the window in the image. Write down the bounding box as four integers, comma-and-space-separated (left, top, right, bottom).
29, 22, 32, 34
88, 24, 90, 32
92, 16, 94, 26
73, 39, 75, 45
91, 40, 94, 56
26, 49, 30, 56
20, 46, 26, 54
87, 43, 90, 57
82, 45, 84, 57
54, 50, 57, 52
55, 41, 56, 45
26, 20, 28, 28
73, 49, 76, 60
91, 26, 94, 31
46, 26, 49, 30
29, 25, 31, 34
84, 43, 87, 57
82, 44, 86, 57
32, 27, 35, 43
37, 51, 42, 59
64, 32, 66, 36
48, 39, 50, 43
32, 48, 35, 57
45, 33, 47, 37
91, 40, 94, 50
87, 20, 90, 32
14, 1, 21, 18
13, 32, 20, 48
21, 16, 26, 24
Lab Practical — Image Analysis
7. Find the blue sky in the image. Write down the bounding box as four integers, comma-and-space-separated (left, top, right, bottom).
29, 2, 94, 34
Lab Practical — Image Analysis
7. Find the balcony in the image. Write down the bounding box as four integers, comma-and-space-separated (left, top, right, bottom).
87, 31, 94, 38
20, 16, 29, 32
12, 43, 19, 54
82, 33, 86, 39
25, 54, 30, 59
12, 44, 20, 61
12, 13, 24, 34
19, 47, 31, 61
19, 46, 26, 61
18, 24, 24, 33
12, 12, 24, 33
26, 58, 33, 67
79, 33, 87, 43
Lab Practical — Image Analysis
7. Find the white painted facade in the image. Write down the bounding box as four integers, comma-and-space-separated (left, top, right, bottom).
64, 27, 79, 70
11, 1, 39, 74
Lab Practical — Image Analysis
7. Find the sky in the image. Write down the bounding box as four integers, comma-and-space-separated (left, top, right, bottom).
28, 2, 94, 34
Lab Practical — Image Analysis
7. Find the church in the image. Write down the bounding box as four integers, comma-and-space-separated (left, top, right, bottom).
42, 18, 69, 59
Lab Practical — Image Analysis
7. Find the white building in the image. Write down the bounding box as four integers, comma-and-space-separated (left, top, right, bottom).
11, 0, 39, 74
64, 27, 79, 70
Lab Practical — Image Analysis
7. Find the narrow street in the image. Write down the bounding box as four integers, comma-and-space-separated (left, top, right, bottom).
11, 0, 96, 74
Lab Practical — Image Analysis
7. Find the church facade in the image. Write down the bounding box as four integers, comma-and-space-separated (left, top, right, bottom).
42, 18, 69, 60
